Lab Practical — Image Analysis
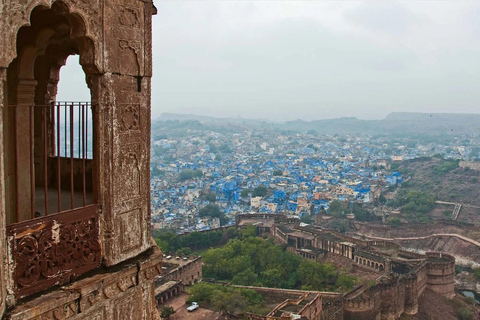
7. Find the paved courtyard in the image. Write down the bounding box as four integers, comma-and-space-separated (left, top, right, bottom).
159, 293, 224, 320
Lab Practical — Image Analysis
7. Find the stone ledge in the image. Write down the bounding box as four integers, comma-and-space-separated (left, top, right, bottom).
6, 247, 162, 320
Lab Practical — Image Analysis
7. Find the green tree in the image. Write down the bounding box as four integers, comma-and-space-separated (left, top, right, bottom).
474, 268, 480, 281
457, 307, 473, 320
330, 219, 349, 233
179, 169, 203, 181
205, 192, 216, 202
260, 268, 284, 287
155, 238, 170, 252
212, 290, 248, 319
177, 247, 192, 256
378, 194, 387, 204
240, 225, 257, 239
199, 204, 222, 218
159, 306, 176, 320
188, 282, 218, 304
297, 260, 336, 291
328, 200, 345, 216
335, 273, 356, 291
151, 167, 165, 177
300, 214, 313, 224
153, 230, 181, 253
240, 189, 252, 198
388, 217, 401, 228
352, 203, 376, 222
432, 159, 459, 175
219, 144, 233, 153
253, 185, 267, 197
232, 268, 258, 285
201, 236, 353, 291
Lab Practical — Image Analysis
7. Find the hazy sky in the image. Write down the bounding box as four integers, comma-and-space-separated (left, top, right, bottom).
57, 1, 480, 121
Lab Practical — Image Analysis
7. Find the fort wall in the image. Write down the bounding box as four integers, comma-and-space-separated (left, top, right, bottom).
236, 215, 456, 319
163, 256, 202, 285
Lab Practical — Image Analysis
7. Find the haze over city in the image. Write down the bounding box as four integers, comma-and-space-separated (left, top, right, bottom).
57, 1, 480, 121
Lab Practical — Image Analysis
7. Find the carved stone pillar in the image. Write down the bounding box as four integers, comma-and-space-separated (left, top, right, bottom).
15, 79, 37, 222
91, 71, 152, 266
0, 67, 7, 317
94, 0, 153, 266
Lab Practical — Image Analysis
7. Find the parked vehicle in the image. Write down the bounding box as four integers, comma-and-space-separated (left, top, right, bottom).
187, 302, 199, 312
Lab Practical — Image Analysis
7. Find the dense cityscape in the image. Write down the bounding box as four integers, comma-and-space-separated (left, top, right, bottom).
150, 118, 480, 232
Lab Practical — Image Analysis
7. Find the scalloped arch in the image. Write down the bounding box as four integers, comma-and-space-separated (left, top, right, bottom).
4, 0, 100, 73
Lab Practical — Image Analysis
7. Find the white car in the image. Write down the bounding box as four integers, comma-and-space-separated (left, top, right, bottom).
187, 302, 199, 312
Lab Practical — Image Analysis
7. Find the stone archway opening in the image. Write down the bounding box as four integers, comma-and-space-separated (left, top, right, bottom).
4, 2, 97, 224
3, 1, 102, 300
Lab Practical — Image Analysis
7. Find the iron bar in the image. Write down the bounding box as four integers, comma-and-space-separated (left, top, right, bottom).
14, 107, 19, 223
43, 106, 49, 216
82, 104, 86, 206
86, 104, 89, 159
70, 103, 74, 209
64, 102, 67, 157
78, 106, 81, 158
57, 104, 62, 213
29, 106, 34, 220
51, 104, 55, 157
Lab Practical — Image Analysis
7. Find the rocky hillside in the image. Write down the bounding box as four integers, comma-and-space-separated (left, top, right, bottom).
395, 157, 480, 208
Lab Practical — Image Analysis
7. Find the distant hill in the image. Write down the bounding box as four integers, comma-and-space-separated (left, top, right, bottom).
156, 112, 480, 136
282, 112, 480, 135
158, 113, 272, 124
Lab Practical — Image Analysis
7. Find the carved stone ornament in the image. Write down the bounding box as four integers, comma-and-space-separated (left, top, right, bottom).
7, 206, 101, 299
121, 104, 140, 132
119, 6, 140, 28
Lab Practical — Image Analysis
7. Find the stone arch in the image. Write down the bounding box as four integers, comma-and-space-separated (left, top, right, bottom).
367, 261, 370, 267
3, 1, 101, 71
379, 264, 384, 272
375, 263, 379, 269
7, 2, 99, 108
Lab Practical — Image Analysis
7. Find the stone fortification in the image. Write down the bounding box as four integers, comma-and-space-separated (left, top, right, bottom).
237, 213, 456, 320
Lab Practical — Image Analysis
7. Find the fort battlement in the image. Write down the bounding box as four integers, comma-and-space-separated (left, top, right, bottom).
343, 297, 376, 311
398, 249, 425, 260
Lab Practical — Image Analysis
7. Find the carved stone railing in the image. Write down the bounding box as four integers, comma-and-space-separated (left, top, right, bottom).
6, 205, 101, 299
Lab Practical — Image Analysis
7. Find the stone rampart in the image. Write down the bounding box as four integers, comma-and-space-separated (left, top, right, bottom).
164, 256, 202, 285
322, 297, 343, 320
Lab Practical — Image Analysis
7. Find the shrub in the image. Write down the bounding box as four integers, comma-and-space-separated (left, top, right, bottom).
457, 307, 473, 320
